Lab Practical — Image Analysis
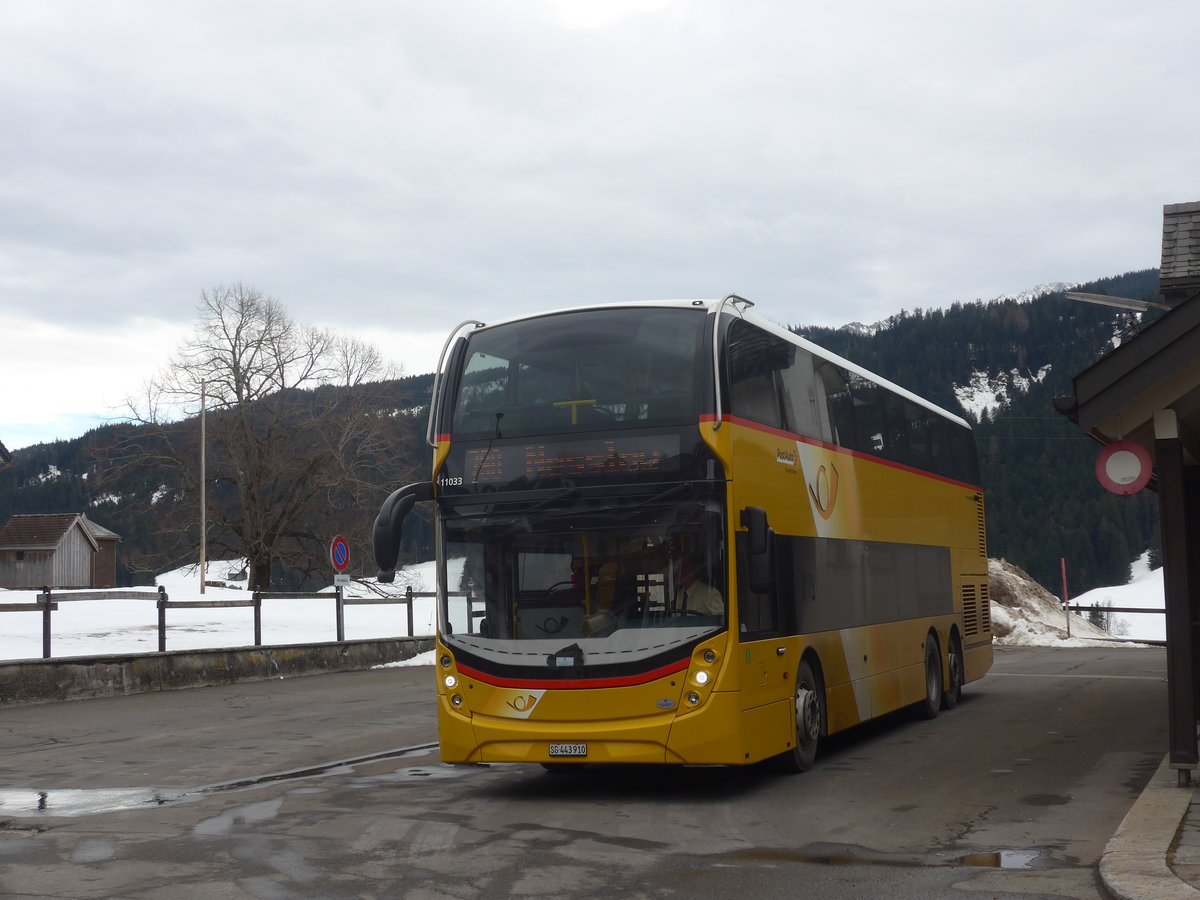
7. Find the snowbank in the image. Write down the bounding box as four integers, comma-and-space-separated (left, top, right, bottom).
989, 558, 1155, 648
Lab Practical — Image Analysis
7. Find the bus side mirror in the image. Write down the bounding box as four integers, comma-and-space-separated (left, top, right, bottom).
740, 506, 774, 594
373, 482, 434, 583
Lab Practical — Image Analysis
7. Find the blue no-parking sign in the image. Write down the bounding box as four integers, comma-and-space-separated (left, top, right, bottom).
330, 535, 350, 572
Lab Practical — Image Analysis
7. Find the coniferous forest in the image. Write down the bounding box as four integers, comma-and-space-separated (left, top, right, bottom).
793, 268, 1162, 596
0, 269, 1164, 597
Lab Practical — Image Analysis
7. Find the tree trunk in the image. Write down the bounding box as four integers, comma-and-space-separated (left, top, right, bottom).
251, 557, 272, 592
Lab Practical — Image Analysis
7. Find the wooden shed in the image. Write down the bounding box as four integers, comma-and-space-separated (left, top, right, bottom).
0, 514, 120, 590
85, 518, 121, 589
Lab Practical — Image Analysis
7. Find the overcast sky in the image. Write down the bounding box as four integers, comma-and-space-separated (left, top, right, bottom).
2, 1, 1195, 451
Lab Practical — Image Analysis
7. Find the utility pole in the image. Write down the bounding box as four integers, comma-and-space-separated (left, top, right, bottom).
200, 380, 207, 595
1061, 557, 1070, 639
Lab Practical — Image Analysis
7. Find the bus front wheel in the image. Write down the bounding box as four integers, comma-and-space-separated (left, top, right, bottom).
775, 658, 823, 773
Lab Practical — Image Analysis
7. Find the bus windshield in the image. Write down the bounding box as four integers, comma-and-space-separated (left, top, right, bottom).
450, 306, 708, 440
439, 495, 725, 667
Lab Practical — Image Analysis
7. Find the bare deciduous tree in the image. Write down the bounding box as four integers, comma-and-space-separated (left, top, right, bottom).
105, 283, 417, 590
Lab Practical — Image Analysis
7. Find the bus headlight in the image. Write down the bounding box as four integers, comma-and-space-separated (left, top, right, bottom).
451, 694, 464, 707
694, 670, 710, 686
703, 650, 717, 663
440, 654, 452, 668
444, 674, 458, 689
687, 692, 701, 705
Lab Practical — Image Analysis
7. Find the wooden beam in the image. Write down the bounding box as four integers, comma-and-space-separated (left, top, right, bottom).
1156, 431, 1199, 775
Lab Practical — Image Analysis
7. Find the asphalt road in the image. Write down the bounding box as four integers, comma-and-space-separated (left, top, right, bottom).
0, 646, 1169, 899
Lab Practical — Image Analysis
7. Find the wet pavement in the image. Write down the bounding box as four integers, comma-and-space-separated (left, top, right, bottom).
0, 648, 1191, 899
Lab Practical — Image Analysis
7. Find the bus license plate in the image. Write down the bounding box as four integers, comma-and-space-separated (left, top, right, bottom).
549, 743, 588, 758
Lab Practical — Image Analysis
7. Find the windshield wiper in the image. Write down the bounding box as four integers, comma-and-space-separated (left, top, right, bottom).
530, 484, 579, 511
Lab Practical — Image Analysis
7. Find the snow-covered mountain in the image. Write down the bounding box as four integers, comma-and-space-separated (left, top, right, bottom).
838, 282, 1078, 340
989, 281, 1077, 304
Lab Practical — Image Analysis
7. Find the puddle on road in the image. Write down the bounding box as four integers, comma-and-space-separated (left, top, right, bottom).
962, 849, 1042, 869
724, 845, 1050, 871
0, 742, 440, 819
0, 788, 180, 818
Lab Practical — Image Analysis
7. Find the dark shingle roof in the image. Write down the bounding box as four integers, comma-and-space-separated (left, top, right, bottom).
0, 514, 100, 552
84, 518, 120, 542
1161, 201, 1200, 303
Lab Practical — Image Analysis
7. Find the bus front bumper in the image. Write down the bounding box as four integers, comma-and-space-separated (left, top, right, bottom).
437, 690, 755, 765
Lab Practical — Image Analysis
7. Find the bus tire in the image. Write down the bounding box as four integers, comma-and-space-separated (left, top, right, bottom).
941, 633, 964, 710
774, 658, 823, 773
918, 636, 942, 720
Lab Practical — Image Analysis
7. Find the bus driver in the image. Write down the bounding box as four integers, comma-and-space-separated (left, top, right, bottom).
675, 554, 723, 616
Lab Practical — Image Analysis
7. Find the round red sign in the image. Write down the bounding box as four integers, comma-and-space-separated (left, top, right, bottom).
1095, 441, 1152, 495
330, 535, 350, 572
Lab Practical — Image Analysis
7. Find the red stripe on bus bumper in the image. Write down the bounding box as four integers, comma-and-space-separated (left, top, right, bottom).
456, 657, 690, 690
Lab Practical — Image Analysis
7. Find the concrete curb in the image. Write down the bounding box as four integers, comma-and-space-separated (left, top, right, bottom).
1101, 754, 1198, 900
0, 636, 435, 706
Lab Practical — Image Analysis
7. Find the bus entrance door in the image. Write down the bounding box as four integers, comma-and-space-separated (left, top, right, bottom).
737, 638, 794, 760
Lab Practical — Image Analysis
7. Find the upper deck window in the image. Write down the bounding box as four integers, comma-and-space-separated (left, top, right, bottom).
451, 307, 708, 439
726, 319, 981, 486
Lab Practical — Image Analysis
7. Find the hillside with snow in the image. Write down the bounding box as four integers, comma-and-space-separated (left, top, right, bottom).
954, 365, 1052, 421
991, 558, 1113, 647
990, 554, 1163, 647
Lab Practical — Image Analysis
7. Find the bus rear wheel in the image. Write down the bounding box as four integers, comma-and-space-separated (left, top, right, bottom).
774, 658, 823, 773
941, 634, 964, 710
918, 637, 942, 720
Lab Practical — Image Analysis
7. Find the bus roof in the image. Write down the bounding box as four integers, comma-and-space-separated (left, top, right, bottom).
457, 298, 971, 431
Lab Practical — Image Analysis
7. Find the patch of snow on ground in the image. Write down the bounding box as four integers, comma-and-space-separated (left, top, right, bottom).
0, 559, 447, 663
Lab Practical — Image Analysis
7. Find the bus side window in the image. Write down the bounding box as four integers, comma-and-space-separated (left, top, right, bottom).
848, 372, 884, 454
930, 416, 981, 485
905, 401, 933, 472
728, 322, 786, 429
881, 392, 910, 467
818, 362, 854, 448
779, 346, 830, 441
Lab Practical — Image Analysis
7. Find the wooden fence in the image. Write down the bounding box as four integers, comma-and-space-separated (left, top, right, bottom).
0, 585, 431, 660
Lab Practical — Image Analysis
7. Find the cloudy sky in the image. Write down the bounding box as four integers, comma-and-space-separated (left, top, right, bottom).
2, 1, 1195, 450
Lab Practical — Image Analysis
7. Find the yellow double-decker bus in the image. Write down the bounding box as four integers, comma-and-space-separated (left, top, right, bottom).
373, 296, 992, 771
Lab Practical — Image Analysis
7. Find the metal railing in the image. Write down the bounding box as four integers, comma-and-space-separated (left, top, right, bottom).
1066, 602, 1165, 646
1, 585, 432, 660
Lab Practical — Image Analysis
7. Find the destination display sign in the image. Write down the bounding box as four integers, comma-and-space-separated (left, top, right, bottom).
440, 433, 683, 491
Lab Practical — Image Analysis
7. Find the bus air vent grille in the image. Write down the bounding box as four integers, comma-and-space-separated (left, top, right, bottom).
974, 496, 987, 558
963, 584, 979, 636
